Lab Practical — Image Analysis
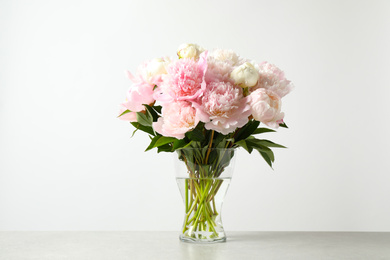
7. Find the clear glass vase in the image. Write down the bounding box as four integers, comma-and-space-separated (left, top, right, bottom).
174, 148, 236, 243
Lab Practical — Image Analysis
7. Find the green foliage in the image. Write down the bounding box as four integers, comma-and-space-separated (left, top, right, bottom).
130, 122, 155, 136
252, 128, 276, 134
234, 120, 260, 142
136, 112, 153, 127
173, 139, 192, 150
155, 136, 177, 148
145, 135, 160, 151
233, 136, 285, 168
153, 105, 162, 114
144, 104, 159, 122
117, 109, 131, 118
235, 140, 253, 153
185, 128, 205, 142
279, 122, 288, 128
127, 103, 288, 168
157, 143, 173, 153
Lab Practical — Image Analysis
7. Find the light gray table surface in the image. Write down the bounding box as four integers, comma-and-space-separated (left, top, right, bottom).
0, 231, 389, 260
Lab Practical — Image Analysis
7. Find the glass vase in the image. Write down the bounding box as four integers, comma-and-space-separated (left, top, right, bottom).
174, 148, 236, 243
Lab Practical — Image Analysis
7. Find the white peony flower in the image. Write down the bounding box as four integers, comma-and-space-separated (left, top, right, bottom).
177, 43, 205, 59
138, 57, 170, 83
249, 88, 284, 128
230, 62, 259, 88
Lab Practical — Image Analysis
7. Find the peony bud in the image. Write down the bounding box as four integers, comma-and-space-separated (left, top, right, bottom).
177, 43, 205, 59
230, 62, 259, 88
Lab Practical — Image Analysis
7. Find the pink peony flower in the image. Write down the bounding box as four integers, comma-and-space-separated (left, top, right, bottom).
195, 81, 251, 135
252, 62, 293, 98
155, 52, 208, 103
211, 49, 241, 66
205, 49, 249, 84
153, 101, 199, 139
249, 88, 284, 128
204, 55, 234, 84
124, 71, 155, 112
118, 103, 137, 122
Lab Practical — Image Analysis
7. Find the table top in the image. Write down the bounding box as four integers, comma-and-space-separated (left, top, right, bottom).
1, 231, 389, 260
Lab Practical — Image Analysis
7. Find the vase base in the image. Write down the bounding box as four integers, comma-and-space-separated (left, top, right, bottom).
179, 234, 227, 243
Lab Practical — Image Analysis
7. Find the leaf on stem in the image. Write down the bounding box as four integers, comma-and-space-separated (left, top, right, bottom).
172, 139, 187, 150
234, 120, 260, 142
259, 151, 274, 169
279, 122, 288, 128
252, 128, 276, 135
153, 105, 162, 114
154, 136, 177, 148
236, 137, 277, 169
130, 122, 155, 136
185, 128, 205, 142
213, 132, 228, 147
117, 109, 131, 118
246, 139, 273, 153
131, 128, 138, 138
235, 140, 253, 153
145, 135, 161, 151
157, 143, 173, 153
254, 139, 286, 148
136, 112, 153, 126
144, 104, 159, 122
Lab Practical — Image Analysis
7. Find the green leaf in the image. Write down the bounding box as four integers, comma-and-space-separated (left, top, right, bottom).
185, 128, 205, 142
246, 139, 273, 153
201, 146, 209, 158
136, 112, 153, 126
252, 128, 276, 135
176, 140, 193, 150
172, 139, 188, 150
265, 149, 275, 162
259, 151, 273, 169
207, 149, 218, 164
131, 128, 138, 138
213, 132, 227, 147
235, 136, 277, 169
144, 104, 159, 122
257, 139, 286, 148
252, 144, 275, 161
235, 140, 253, 153
154, 136, 177, 148
117, 109, 131, 118
180, 148, 194, 163
153, 105, 162, 114
145, 135, 161, 151
279, 122, 288, 128
216, 139, 229, 149
237, 138, 274, 168
130, 122, 155, 136
234, 120, 260, 142
157, 143, 173, 153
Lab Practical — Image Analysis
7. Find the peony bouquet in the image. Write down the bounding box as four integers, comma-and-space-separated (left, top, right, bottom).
118, 43, 293, 242
118, 43, 293, 166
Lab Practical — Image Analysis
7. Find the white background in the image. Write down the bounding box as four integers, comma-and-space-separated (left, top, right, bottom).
1, 0, 389, 231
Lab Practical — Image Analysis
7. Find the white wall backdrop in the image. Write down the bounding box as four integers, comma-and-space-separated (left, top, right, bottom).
1, 0, 389, 231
